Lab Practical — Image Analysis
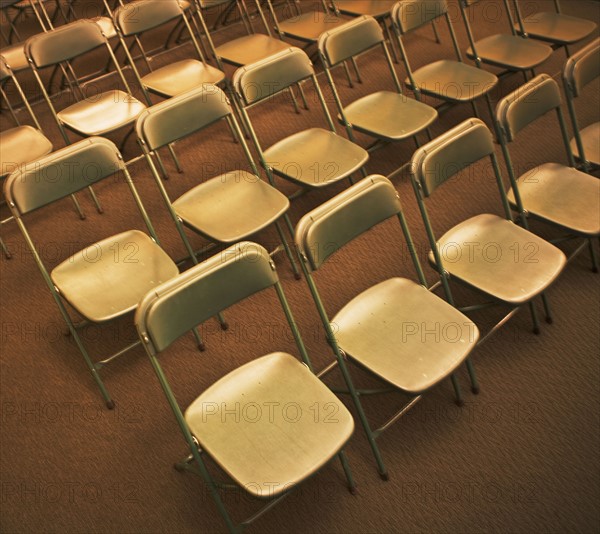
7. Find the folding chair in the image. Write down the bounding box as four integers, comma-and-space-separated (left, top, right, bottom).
512, 0, 597, 57
135, 241, 355, 533
295, 174, 479, 479
4, 137, 181, 408
563, 37, 600, 173
194, 0, 290, 68
135, 84, 301, 282
391, 0, 498, 120
495, 73, 600, 273
318, 15, 437, 179
233, 47, 368, 206
0, 54, 52, 258
409, 118, 567, 346
113, 0, 225, 104
458, 0, 552, 80
264, 0, 348, 45
25, 20, 146, 164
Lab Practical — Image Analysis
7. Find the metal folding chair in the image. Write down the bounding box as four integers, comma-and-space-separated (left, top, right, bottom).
495, 73, 600, 273
295, 174, 479, 480
318, 15, 437, 179
3, 137, 181, 408
135, 241, 355, 533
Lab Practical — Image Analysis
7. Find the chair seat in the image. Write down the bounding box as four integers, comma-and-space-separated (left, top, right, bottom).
0, 126, 52, 178
52, 230, 178, 323
466, 34, 552, 70
333, 278, 479, 393
0, 42, 28, 72
58, 90, 146, 137
185, 352, 354, 498
517, 12, 597, 45
507, 163, 600, 236
571, 121, 600, 166
264, 128, 368, 188
334, 0, 394, 18
342, 90, 437, 141
215, 33, 290, 67
406, 60, 498, 102
141, 59, 225, 98
430, 213, 566, 304
278, 11, 347, 42
173, 170, 289, 243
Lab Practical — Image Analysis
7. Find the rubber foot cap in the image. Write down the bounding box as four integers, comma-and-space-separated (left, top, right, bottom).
106, 400, 115, 410
533, 327, 541, 335
349, 486, 358, 495
379, 472, 389, 482
294, 272, 302, 280
97, 209, 104, 215
174, 463, 185, 472
592, 267, 598, 273
455, 398, 465, 407
472, 386, 480, 395
220, 322, 229, 331
546, 317, 553, 324
198, 342, 206, 352
79, 214, 86, 221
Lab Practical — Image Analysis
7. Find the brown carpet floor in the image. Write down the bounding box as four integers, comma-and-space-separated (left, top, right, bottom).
1, 1, 599, 532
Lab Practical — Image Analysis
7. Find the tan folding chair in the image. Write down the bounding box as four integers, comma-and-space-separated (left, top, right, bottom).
495, 73, 600, 273
563, 37, 600, 173
409, 118, 567, 345
25, 20, 147, 164
391, 0, 498, 120
0, 54, 53, 258
113, 0, 225, 103
233, 47, 369, 208
264, 0, 348, 45
319, 15, 437, 179
135, 241, 355, 533
3, 137, 182, 408
512, 0, 597, 57
193, 0, 290, 68
295, 174, 479, 480
458, 0, 552, 81
135, 84, 301, 282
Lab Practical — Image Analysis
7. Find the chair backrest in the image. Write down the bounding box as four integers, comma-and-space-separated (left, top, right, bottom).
114, 0, 186, 36
393, 0, 448, 34
25, 20, 106, 68
4, 137, 126, 216
410, 118, 495, 197
233, 47, 314, 106
136, 242, 279, 354
296, 175, 403, 271
496, 73, 561, 143
318, 15, 384, 66
136, 85, 232, 151
563, 37, 600, 98
0, 54, 42, 130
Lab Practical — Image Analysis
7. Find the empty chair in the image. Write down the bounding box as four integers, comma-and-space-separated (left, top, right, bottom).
513, 0, 597, 57
563, 37, 600, 172
135, 241, 355, 533
459, 0, 552, 79
113, 0, 225, 103
264, 0, 348, 45
0, 55, 53, 258
392, 0, 498, 120
4, 137, 180, 408
135, 84, 301, 279
409, 118, 567, 344
194, 0, 290, 68
319, 15, 437, 179
233, 47, 369, 204
295, 175, 479, 479
25, 20, 146, 157
496, 73, 600, 272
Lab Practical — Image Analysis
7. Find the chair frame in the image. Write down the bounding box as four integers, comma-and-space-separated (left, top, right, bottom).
135, 241, 355, 533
